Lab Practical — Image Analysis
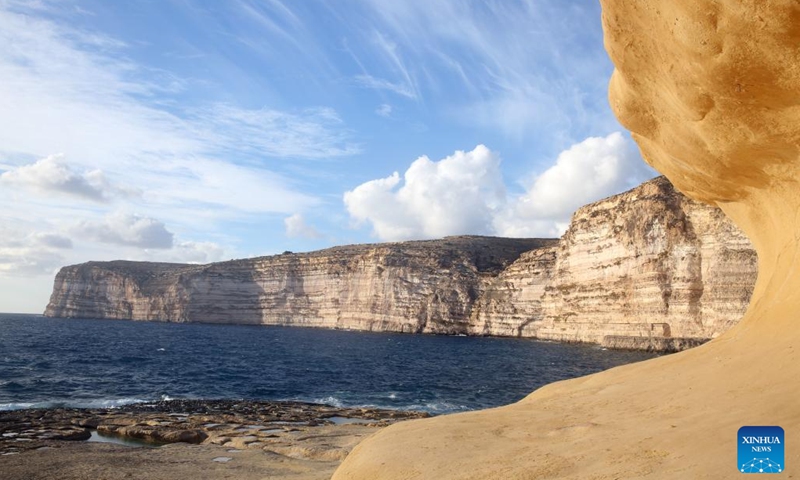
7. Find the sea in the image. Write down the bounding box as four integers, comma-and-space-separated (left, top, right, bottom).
0, 313, 656, 414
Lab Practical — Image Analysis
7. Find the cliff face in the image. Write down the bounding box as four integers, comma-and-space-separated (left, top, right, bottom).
471, 176, 756, 347
45, 177, 756, 349
45, 237, 553, 334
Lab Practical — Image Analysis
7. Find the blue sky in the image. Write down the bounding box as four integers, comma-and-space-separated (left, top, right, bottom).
0, 0, 655, 313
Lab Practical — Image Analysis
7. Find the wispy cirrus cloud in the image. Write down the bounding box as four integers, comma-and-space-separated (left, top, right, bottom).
348, 0, 616, 143
375, 104, 393, 117
355, 74, 417, 99
0, 2, 353, 254
0, 3, 357, 192
0, 1, 354, 313
196, 104, 360, 159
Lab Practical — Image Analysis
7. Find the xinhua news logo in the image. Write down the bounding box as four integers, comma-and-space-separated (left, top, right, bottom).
738, 426, 784, 474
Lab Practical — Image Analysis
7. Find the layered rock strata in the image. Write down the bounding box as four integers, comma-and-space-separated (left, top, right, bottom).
472, 176, 756, 348
45, 237, 553, 335
45, 178, 756, 350
334, 2, 800, 478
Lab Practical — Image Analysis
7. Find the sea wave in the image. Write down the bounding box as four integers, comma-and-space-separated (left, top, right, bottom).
0, 397, 148, 411
309, 396, 345, 408
406, 402, 470, 414
293, 395, 469, 415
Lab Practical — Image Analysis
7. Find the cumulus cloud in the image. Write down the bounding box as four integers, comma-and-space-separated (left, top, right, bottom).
345, 134, 655, 241
344, 145, 506, 241
375, 104, 393, 117
73, 212, 174, 249
513, 132, 652, 221
0, 154, 137, 202
284, 214, 322, 239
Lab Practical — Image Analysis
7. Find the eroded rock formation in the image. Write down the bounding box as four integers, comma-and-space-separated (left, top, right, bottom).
333, 2, 800, 479
0, 399, 427, 456
0, 399, 428, 479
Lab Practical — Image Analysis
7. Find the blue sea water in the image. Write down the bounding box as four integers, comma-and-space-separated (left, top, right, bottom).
0, 314, 656, 414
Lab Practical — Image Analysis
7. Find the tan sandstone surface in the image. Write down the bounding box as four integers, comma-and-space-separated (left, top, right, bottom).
332, 2, 800, 479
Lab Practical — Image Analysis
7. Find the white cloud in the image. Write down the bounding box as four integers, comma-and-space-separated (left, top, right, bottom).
284, 213, 322, 239
376, 103, 393, 117
349, 28, 420, 102
0, 154, 137, 202
166, 241, 225, 264
345, 134, 655, 241
0, 248, 65, 276
0, 228, 71, 276
197, 104, 360, 159
513, 132, 651, 221
355, 74, 417, 99
344, 145, 506, 241
141, 157, 318, 216
73, 212, 174, 249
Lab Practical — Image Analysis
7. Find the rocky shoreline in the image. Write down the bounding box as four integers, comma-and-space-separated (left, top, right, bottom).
0, 399, 427, 478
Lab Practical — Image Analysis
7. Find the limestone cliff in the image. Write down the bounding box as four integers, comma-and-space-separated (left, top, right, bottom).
471, 176, 756, 348
45, 236, 553, 334
334, 2, 800, 479
46, 177, 756, 351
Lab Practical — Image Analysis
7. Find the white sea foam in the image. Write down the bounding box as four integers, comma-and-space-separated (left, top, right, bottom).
406, 402, 469, 414
312, 396, 344, 407
0, 397, 147, 411
0, 402, 36, 411
291, 394, 466, 415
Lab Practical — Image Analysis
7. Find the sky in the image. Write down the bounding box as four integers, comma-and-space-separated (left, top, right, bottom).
0, 0, 656, 313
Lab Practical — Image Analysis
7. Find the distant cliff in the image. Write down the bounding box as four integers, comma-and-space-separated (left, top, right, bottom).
45, 177, 757, 351
44, 237, 553, 334
470, 176, 756, 350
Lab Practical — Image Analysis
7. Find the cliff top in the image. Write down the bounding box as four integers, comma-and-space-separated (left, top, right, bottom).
58, 236, 557, 280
